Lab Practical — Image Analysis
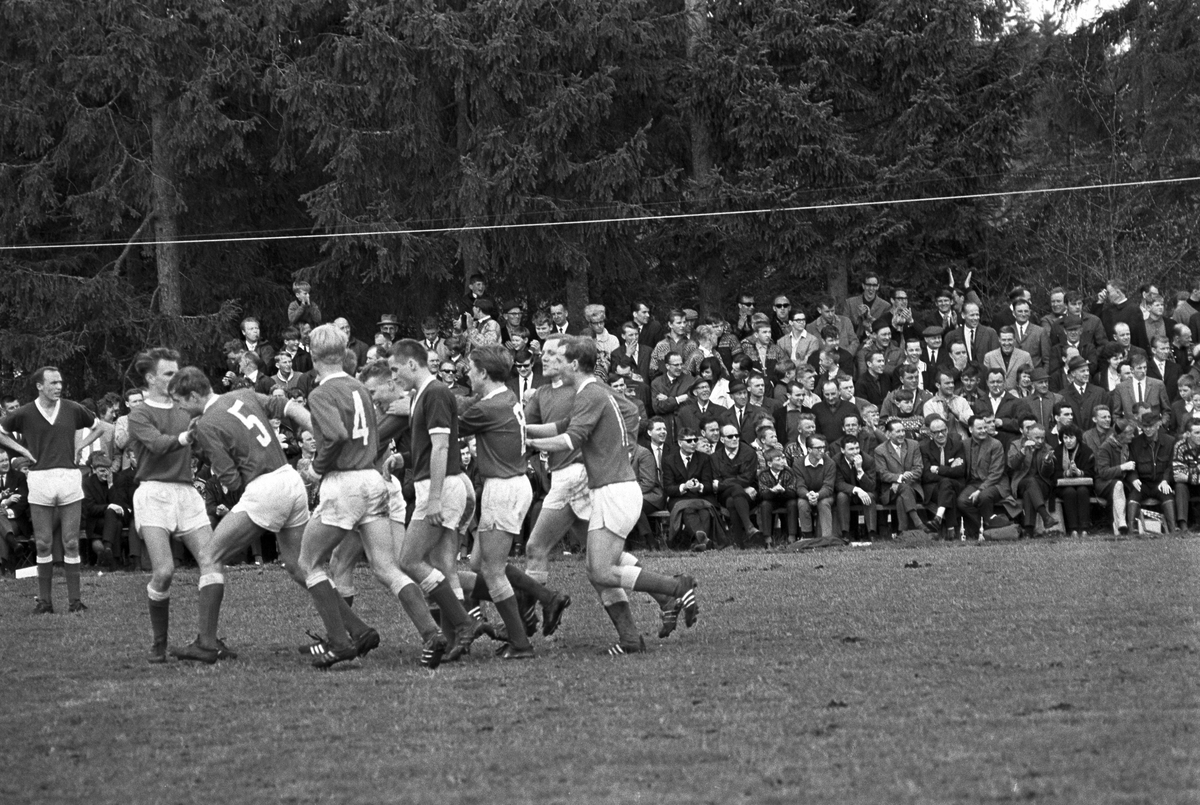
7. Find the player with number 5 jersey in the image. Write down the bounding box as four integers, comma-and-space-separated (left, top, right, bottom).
169, 369, 315, 663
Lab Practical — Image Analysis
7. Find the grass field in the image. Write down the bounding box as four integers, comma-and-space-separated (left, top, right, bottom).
1, 535, 1198, 805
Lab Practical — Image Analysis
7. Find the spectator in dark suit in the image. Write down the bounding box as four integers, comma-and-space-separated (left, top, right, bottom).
757, 448, 799, 544
811, 379, 859, 444
1061, 355, 1108, 430
1125, 413, 1177, 531
507, 348, 545, 404
973, 368, 1023, 449
1006, 423, 1060, 538
662, 427, 719, 551
957, 415, 1008, 539
944, 302, 999, 368
720, 381, 768, 445
834, 435, 878, 541
81, 453, 133, 569
612, 322, 653, 385
1147, 335, 1182, 404
630, 442, 664, 548
0, 453, 30, 574
921, 415, 967, 538
632, 301, 665, 348
711, 423, 765, 547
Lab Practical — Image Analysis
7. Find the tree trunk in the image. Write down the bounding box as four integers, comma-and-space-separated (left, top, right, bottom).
828, 259, 848, 303
150, 97, 182, 318
686, 0, 722, 314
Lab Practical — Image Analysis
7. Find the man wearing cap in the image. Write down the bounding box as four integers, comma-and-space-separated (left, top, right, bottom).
1125, 412, 1177, 531
1020, 368, 1063, 432
376, 313, 400, 346
675, 378, 727, 436
1050, 313, 1096, 389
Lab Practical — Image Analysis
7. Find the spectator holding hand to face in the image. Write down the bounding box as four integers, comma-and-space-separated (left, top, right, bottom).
288, 280, 322, 327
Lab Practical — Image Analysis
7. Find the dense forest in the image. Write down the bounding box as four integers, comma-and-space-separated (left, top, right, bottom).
1, 0, 1196, 394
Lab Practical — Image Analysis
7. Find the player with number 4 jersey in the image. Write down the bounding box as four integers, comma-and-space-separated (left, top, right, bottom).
169, 369, 315, 663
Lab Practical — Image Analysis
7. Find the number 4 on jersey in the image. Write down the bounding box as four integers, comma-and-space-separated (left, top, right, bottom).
352, 391, 370, 446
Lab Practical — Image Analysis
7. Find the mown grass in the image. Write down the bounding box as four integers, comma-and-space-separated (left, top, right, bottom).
1, 536, 1197, 805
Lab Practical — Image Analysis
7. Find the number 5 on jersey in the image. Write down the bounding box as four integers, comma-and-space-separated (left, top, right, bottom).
228, 399, 273, 447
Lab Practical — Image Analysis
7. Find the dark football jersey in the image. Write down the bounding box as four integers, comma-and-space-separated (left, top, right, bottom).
459, 387, 526, 479
193, 389, 289, 493
308, 373, 379, 476
409, 377, 462, 482
128, 400, 194, 483
525, 380, 581, 472
1, 400, 95, 470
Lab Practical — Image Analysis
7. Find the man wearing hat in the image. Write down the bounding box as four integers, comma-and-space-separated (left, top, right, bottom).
1125, 412, 1177, 531
1020, 368, 1063, 432
81, 453, 133, 570
1061, 355, 1108, 428
376, 313, 400, 346
920, 324, 948, 392
1050, 313, 1096, 388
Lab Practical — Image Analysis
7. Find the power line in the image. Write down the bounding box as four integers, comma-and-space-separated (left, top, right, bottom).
1, 174, 1196, 253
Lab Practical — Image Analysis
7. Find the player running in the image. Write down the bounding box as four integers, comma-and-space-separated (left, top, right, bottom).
527, 337, 698, 655
295, 325, 443, 670
0, 366, 104, 613
168, 367, 317, 663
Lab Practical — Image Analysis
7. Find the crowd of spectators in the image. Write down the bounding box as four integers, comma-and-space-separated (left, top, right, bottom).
4, 271, 1200, 574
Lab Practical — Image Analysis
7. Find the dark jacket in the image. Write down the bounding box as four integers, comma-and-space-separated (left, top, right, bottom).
662, 450, 716, 508
1128, 431, 1176, 485
833, 452, 877, 496
710, 443, 759, 490
920, 435, 968, 485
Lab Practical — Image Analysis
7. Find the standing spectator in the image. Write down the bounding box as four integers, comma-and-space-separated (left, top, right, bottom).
934, 286, 960, 332
548, 301, 573, 335
778, 307, 820, 367
332, 317, 370, 368
1012, 298, 1051, 370
1147, 335, 1181, 403
459, 272, 488, 331
944, 302, 999, 368
811, 379, 858, 443
500, 303, 525, 345
376, 313, 400, 347
807, 296, 859, 356
885, 288, 918, 345
649, 310, 698, 376
650, 353, 696, 443
632, 301, 664, 347
973, 368, 1023, 449
419, 317, 450, 364
733, 294, 758, 342
1061, 356, 1107, 428
1095, 279, 1144, 345
1111, 354, 1171, 428
769, 296, 793, 341
466, 297, 502, 352
287, 280, 322, 327
272, 350, 303, 395
279, 326, 313, 374
612, 322, 652, 385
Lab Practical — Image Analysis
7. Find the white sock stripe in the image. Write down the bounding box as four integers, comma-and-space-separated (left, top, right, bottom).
63, 555, 82, 565
305, 570, 330, 589
36, 555, 53, 564
146, 583, 170, 602
198, 573, 225, 589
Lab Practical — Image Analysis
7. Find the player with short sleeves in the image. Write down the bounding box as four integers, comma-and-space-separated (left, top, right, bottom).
527, 337, 699, 655
0, 366, 103, 613
389, 338, 488, 662
169, 368, 316, 662
121, 349, 220, 663
294, 325, 430, 670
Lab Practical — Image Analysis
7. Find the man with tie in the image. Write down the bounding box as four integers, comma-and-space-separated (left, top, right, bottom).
983, 327, 1033, 391
506, 349, 544, 403
833, 435, 878, 541
548, 302, 573, 335
934, 287, 960, 332
1111, 354, 1171, 428
874, 418, 931, 533
972, 368, 1023, 449
662, 427, 718, 551
945, 302, 999, 368
1012, 298, 1051, 370
630, 421, 666, 547
1061, 355, 1107, 429
721, 381, 768, 444
1147, 335, 1181, 403
612, 322, 652, 386
920, 325, 948, 391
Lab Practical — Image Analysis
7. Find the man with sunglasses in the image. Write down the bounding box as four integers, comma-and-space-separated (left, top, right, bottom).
710, 424, 766, 547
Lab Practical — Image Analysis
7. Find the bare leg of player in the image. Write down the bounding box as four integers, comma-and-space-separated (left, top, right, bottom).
329, 530, 363, 606
297, 520, 355, 660
399, 518, 475, 655
523, 505, 576, 585
587, 529, 697, 655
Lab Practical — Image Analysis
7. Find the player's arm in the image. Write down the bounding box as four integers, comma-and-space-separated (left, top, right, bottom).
425, 431, 449, 525
261, 394, 313, 436
127, 408, 191, 453
195, 423, 243, 495
458, 400, 495, 437
0, 424, 34, 463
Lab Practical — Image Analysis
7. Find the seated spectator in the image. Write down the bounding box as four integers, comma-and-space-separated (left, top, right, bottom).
631, 423, 667, 546
743, 321, 783, 379
1094, 342, 1128, 393
1126, 413, 1177, 531
1006, 423, 1060, 538
880, 364, 932, 420
1172, 419, 1200, 529
834, 435, 878, 542
696, 416, 722, 455
811, 379, 859, 443
751, 422, 782, 472
287, 280, 322, 327
663, 427, 722, 552
794, 433, 837, 542
272, 350, 303, 394
859, 349, 898, 408
650, 309, 698, 376
1112, 354, 1172, 429
875, 418, 930, 533
673, 375, 723, 437
81, 453, 133, 569
721, 381, 768, 445
888, 389, 925, 441
697, 356, 732, 408
923, 368, 972, 438
1095, 420, 1135, 535
973, 368, 1023, 449
1054, 423, 1095, 537
920, 414, 966, 539
957, 416, 1008, 540
279, 326, 313, 374
783, 414, 817, 467
958, 364, 984, 407
856, 320, 904, 379
239, 351, 276, 394
0, 453, 29, 574
757, 448, 799, 545
711, 423, 764, 547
